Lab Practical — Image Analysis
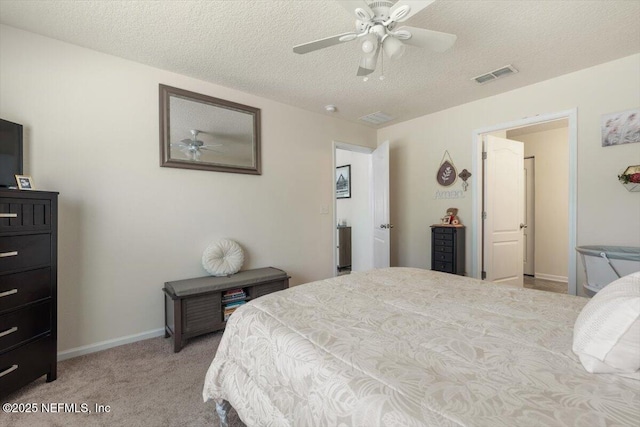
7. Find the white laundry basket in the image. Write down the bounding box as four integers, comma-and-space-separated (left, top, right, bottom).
576, 245, 640, 293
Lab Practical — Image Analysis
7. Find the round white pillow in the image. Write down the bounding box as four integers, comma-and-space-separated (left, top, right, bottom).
202, 239, 244, 276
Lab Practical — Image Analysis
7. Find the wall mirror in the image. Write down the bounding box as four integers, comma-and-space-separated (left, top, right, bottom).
159, 84, 261, 175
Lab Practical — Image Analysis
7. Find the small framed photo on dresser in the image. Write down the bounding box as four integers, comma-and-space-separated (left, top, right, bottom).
15, 175, 35, 190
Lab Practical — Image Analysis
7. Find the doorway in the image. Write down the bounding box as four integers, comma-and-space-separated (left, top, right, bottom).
471, 109, 578, 295
508, 121, 570, 293
332, 141, 390, 276
524, 156, 535, 277
335, 147, 372, 275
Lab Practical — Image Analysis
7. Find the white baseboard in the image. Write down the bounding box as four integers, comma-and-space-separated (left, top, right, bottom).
534, 273, 568, 283
57, 328, 166, 361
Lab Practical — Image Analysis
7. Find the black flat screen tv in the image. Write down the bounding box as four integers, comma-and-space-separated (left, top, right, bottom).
0, 119, 23, 188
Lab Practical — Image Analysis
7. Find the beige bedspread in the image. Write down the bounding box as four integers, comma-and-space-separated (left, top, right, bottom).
203, 267, 639, 426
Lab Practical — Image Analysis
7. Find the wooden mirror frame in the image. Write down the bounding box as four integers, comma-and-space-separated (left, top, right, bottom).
159, 84, 261, 175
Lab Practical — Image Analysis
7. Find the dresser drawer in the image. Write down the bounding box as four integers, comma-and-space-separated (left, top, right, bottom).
0, 335, 53, 396
0, 198, 51, 233
434, 231, 453, 239
434, 261, 454, 273
0, 268, 51, 313
0, 302, 51, 353
0, 235, 51, 273
433, 252, 453, 263
434, 238, 453, 247
433, 227, 454, 234
434, 245, 453, 254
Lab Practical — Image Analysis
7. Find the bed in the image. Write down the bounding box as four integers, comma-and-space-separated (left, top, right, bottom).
203, 267, 639, 426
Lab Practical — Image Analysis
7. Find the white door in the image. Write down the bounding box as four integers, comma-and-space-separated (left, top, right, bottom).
483, 135, 524, 286
372, 141, 390, 268
524, 157, 535, 276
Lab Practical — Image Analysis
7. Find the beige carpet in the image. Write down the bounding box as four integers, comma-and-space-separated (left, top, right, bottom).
2, 332, 245, 427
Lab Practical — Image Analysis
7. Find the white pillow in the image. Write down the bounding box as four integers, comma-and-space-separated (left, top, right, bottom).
202, 239, 244, 276
573, 271, 640, 377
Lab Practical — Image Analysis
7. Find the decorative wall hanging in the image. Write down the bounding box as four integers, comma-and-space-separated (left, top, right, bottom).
159, 84, 261, 175
458, 169, 472, 191
336, 165, 351, 199
618, 165, 640, 192
436, 151, 457, 186
602, 109, 640, 147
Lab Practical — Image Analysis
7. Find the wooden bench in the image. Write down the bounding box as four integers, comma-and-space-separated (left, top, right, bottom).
163, 267, 290, 352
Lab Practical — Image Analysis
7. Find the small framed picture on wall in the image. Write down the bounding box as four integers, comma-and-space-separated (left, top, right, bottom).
336, 165, 351, 199
15, 175, 35, 190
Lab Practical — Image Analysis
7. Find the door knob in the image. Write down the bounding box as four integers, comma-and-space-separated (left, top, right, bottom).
520, 223, 528, 229
380, 224, 387, 229
388, 224, 394, 229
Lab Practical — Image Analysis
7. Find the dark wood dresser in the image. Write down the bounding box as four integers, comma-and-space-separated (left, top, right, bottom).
0, 189, 58, 398
431, 225, 465, 276
337, 226, 351, 270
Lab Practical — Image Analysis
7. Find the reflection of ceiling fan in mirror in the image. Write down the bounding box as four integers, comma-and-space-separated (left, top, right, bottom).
171, 129, 224, 161
293, 0, 457, 78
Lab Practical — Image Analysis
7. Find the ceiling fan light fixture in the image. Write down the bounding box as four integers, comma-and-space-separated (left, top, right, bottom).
383, 36, 406, 59
361, 40, 375, 53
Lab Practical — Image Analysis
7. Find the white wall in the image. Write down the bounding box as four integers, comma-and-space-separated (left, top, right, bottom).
378, 54, 640, 292
0, 25, 376, 352
509, 127, 569, 281
336, 149, 373, 272
2, 25, 638, 354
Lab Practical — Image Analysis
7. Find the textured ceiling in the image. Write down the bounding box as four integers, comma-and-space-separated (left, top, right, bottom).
1, 0, 639, 128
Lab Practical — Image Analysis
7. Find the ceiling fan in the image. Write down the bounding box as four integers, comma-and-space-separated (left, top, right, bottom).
171, 130, 223, 161
293, 0, 457, 77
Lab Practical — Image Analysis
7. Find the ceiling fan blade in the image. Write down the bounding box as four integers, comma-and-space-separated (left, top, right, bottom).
293, 32, 358, 54
200, 147, 225, 153
357, 43, 380, 76
395, 26, 457, 52
335, 0, 374, 18
390, 0, 435, 22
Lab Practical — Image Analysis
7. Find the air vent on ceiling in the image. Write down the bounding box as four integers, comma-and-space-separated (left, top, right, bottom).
472, 65, 518, 85
359, 111, 394, 125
